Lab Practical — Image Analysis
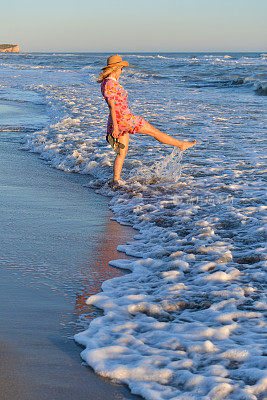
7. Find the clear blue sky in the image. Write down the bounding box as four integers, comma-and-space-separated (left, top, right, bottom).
1, 0, 266, 52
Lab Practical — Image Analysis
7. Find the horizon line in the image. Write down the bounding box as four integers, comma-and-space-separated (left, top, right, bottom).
11, 50, 267, 54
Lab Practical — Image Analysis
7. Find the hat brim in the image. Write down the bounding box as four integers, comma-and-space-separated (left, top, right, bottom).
101, 61, 129, 70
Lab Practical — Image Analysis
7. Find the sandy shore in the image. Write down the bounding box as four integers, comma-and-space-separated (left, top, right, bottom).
0, 105, 141, 399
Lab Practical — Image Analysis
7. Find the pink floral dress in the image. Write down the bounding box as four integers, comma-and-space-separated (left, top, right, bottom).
101, 77, 145, 137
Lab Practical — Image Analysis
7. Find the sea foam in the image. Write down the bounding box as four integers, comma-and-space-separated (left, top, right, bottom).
1, 51, 266, 400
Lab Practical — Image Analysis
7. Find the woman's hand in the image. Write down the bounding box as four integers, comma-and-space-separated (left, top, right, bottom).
112, 126, 120, 138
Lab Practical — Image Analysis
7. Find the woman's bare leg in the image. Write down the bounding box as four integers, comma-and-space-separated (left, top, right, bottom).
137, 120, 196, 151
113, 133, 129, 181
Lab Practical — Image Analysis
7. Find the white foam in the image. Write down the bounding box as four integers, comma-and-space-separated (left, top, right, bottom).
1, 52, 266, 400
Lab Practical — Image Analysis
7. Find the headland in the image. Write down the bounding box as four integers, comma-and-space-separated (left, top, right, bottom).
0, 44, 19, 53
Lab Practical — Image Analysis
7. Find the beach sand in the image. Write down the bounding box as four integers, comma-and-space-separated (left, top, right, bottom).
0, 123, 141, 399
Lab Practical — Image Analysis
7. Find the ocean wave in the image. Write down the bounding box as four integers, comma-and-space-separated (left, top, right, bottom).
168, 63, 187, 69
0, 87, 47, 104
183, 74, 267, 95
55, 53, 76, 56
254, 81, 267, 95
125, 68, 169, 82
0, 125, 33, 133
80, 65, 95, 72
157, 55, 178, 60
135, 55, 157, 59
0, 96, 46, 105
203, 54, 232, 59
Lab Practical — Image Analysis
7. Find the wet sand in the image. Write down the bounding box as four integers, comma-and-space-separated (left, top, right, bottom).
0, 116, 141, 398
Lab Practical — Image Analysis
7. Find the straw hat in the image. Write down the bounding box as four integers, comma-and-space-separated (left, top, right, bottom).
101, 54, 129, 70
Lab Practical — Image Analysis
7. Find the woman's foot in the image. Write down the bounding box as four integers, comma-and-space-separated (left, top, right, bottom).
108, 179, 126, 187
114, 179, 126, 185
179, 140, 197, 152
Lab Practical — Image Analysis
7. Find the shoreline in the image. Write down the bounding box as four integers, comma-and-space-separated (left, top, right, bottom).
0, 100, 142, 399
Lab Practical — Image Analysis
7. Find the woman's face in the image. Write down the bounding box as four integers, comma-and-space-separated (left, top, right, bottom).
109, 67, 123, 80
115, 67, 123, 79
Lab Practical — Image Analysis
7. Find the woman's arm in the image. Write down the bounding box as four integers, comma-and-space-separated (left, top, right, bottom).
107, 99, 119, 138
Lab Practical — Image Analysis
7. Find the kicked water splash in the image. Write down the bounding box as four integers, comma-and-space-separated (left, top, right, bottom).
128, 146, 183, 185
154, 146, 183, 182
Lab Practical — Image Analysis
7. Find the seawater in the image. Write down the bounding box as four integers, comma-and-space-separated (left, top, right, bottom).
0, 52, 266, 400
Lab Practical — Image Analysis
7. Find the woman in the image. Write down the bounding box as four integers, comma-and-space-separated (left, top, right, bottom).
97, 54, 196, 184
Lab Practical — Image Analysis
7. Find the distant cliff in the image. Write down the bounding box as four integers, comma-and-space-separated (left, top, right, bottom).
0, 44, 19, 53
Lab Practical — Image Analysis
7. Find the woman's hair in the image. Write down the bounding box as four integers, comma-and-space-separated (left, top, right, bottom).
97, 65, 121, 83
